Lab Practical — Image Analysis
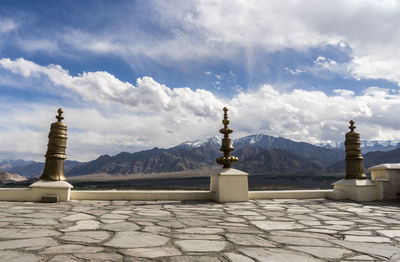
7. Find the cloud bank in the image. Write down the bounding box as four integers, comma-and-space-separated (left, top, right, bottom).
3, 1, 400, 85
1, 58, 400, 161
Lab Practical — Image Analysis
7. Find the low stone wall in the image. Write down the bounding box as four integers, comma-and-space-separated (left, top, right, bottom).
0, 187, 337, 202
70, 190, 213, 201
1, 165, 399, 202
0, 188, 32, 201
249, 189, 333, 199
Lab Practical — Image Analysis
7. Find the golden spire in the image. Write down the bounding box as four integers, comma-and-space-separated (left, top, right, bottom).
40, 108, 68, 181
216, 107, 238, 168
56, 108, 64, 122
344, 120, 367, 179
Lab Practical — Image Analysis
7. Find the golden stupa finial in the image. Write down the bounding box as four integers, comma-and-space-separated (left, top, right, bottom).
216, 107, 238, 168
349, 120, 355, 132
344, 120, 366, 179
40, 108, 68, 181
56, 108, 64, 122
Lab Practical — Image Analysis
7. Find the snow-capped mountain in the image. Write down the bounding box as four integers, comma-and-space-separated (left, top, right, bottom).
233, 134, 277, 148
174, 136, 221, 150
319, 140, 400, 153
176, 134, 344, 166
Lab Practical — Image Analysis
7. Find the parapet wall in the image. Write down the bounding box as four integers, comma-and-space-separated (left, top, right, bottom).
0, 164, 399, 202
0, 187, 336, 202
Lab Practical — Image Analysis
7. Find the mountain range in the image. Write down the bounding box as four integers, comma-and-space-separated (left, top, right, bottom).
0, 170, 27, 182
320, 139, 400, 153
2, 134, 400, 179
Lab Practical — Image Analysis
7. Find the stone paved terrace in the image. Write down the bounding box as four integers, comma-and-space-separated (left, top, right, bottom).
0, 199, 399, 261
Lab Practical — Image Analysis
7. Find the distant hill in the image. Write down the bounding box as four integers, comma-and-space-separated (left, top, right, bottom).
320, 139, 400, 154
235, 149, 325, 175
0, 170, 27, 182
327, 147, 400, 174
233, 134, 344, 166
65, 147, 220, 176
0, 159, 81, 178
10, 133, 400, 178
65, 134, 344, 177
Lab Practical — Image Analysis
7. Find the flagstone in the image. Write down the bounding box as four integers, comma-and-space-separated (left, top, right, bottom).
330, 240, 400, 259
344, 235, 391, 243
342, 230, 372, 236
60, 231, 110, 243
169, 256, 220, 262
111, 210, 132, 214
179, 218, 213, 226
143, 225, 171, 233
0, 228, 61, 238
122, 246, 181, 258
224, 217, 246, 223
226, 227, 263, 234
0, 250, 41, 262
100, 213, 129, 220
158, 221, 185, 228
325, 220, 355, 225
346, 254, 375, 260
176, 227, 223, 234
42, 244, 103, 254
175, 240, 227, 252
226, 233, 277, 247
105, 231, 169, 248
228, 210, 260, 216
0, 237, 57, 250
47, 255, 86, 262
239, 247, 323, 262
101, 221, 140, 231
85, 209, 109, 216
269, 236, 332, 246
377, 230, 400, 238
250, 220, 304, 231
304, 228, 337, 234
289, 246, 353, 259
61, 213, 96, 221
14, 218, 59, 226
298, 220, 322, 226
224, 252, 255, 262
269, 230, 335, 239
61, 219, 101, 232
173, 234, 224, 240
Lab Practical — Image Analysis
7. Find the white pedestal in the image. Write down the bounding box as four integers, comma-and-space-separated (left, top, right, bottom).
210, 168, 249, 202
368, 163, 400, 200
29, 180, 73, 202
332, 179, 377, 201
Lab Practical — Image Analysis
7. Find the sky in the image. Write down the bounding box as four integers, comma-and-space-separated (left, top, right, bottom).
1, 0, 400, 161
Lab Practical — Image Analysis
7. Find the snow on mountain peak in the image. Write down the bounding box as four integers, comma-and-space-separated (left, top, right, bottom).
178, 136, 221, 149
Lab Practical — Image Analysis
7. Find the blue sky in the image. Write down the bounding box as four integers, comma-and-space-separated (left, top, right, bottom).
1, 0, 400, 161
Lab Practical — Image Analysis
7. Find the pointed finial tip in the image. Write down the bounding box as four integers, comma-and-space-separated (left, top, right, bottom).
56, 108, 64, 122
349, 120, 356, 132
223, 107, 228, 112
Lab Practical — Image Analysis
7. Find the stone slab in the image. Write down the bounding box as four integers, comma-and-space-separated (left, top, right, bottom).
105, 231, 169, 248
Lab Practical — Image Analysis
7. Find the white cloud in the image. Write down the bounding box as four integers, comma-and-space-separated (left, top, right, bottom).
2, 58, 400, 161
0, 18, 18, 33
285, 56, 349, 79
284, 67, 305, 75
5, 1, 400, 85
348, 56, 400, 85
0, 58, 224, 116
16, 39, 59, 53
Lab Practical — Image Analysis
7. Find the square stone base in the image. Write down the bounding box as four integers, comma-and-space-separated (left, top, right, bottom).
210, 168, 249, 202
369, 164, 400, 200
332, 179, 377, 201
29, 180, 73, 202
